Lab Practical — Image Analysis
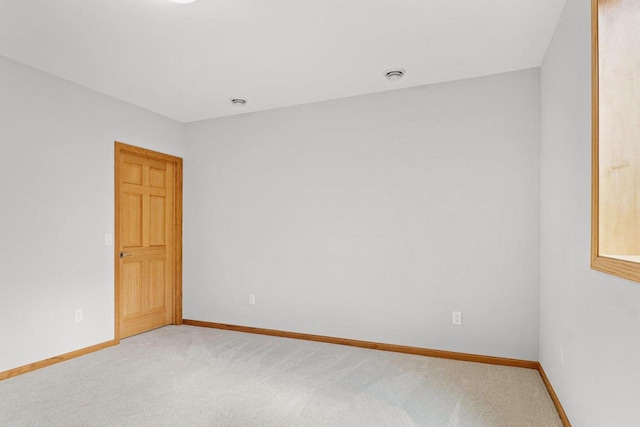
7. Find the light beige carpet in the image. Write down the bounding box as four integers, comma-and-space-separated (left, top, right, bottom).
0, 325, 562, 426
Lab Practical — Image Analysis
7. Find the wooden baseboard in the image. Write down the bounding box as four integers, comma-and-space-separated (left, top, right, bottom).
538, 363, 572, 427
182, 319, 539, 370
0, 340, 115, 381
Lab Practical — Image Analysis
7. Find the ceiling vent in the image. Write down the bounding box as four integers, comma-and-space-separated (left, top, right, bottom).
384, 68, 406, 81
230, 98, 248, 106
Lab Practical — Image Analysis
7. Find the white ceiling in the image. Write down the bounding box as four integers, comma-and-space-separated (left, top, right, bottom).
0, 0, 565, 123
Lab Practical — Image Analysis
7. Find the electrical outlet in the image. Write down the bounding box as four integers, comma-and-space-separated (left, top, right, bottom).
452, 311, 462, 325
248, 294, 255, 305
74, 309, 83, 323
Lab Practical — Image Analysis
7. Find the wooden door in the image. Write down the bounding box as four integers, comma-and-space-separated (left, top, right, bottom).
115, 142, 183, 340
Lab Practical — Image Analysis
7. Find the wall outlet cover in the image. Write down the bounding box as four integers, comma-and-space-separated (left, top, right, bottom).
452, 311, 462, 325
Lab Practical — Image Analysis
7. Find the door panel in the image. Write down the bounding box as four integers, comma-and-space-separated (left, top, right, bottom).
122, 263, 142, 317
123, 162, 142, 185
149, 168, 165, 188
116, 143, 181, 339
149, 196, 165, 246
122, 194, 143, 246
149, 260, 165, 310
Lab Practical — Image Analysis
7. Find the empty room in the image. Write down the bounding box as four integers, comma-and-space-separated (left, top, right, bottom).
1, 0, 639, 426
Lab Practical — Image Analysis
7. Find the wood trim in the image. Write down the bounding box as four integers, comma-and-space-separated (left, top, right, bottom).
114, 142, 122, 344
114, 141, 183, 342
0, 340, 114, 381
538, 363, 572, 427
590, 0, 640, 283
173, 159, 183, 325
591, 0, 599, 266
182, 319, 539, 370
114, 142, 183, 163
591, 255, 640, 282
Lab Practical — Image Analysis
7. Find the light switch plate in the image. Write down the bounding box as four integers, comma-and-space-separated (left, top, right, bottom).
105, 233, 113, 246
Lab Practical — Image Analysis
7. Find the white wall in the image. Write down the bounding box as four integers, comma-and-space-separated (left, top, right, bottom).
0, 55, 183, 373
540, 0, 640, 425
184, 69, 541, 360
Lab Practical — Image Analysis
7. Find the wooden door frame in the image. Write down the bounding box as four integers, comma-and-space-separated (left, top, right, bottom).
114, 141, 183, 344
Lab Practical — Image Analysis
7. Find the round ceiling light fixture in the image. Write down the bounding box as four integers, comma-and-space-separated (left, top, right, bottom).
384, 68, 406, 81
230, 98, 248, 106
169, 0, 197, 4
